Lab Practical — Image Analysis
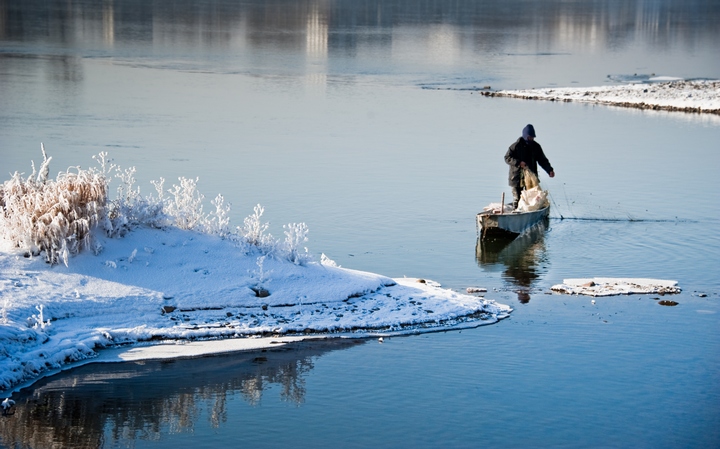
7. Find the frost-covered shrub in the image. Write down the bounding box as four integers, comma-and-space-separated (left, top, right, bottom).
1, 146, 314, 266
282, 222, 311, 265
250, 255, 272, 294
29, 305, 51, 330
208, 194, 231, 238
0, 145, 108, 265
166, 177, 206, 231
241, 204, 274, 249
100, 153, 167, 236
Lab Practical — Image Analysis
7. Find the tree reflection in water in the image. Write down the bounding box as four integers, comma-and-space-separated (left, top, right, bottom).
0, 339, 362, 448
475, 221, 550, 303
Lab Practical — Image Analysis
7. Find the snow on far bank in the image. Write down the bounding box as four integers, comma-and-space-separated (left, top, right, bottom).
551, 278, 681, 297
481, 79, 720, 114
0, 226, 511, 393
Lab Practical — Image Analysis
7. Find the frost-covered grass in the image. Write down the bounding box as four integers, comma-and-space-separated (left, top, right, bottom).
0, 145, 107, 266
0, 146, 311, 267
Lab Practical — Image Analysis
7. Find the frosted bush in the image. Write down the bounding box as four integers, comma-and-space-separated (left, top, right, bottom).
250, 255, 272, 289
166, 177, 206, 231
114, 166, 140, 215
241, 204, 273, 249
208, 194, 231, 238
1, 146, 313, 266
113, 166, 160, 226
282, 222, 311, 265
92, 151, 112, 175
94, 152, 164, 236
29, 305, 51, 330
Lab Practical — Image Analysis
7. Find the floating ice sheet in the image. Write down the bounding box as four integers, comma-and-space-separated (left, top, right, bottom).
551, 278, 681, 297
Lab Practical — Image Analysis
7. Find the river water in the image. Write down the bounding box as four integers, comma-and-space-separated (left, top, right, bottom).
1, 1, 719, 448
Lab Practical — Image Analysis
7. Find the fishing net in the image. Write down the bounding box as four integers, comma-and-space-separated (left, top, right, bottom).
518, 168, 548, 211
521, 168, 540, 189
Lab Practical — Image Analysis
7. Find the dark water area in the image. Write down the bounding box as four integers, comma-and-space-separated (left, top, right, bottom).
1, 0, 720, 447
2, 301, 719, 449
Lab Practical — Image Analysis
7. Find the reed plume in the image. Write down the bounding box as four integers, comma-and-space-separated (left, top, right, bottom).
0, 146, 108, 265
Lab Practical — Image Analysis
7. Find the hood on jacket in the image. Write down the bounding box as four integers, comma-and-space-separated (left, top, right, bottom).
522, 124, 536, 140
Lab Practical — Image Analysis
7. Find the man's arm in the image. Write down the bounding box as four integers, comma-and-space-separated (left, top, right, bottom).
535, 144, 554, 177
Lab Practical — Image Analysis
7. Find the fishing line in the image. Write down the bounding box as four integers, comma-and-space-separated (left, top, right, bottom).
550, 217, 693, 223
550, 185, 687, 223
561, 183, 575, 219
547, 191, 564, 220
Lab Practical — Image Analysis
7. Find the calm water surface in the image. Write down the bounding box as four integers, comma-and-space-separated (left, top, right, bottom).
1, 1, 719, 448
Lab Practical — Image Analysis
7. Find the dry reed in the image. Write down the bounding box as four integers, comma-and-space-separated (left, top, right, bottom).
0, 149, 108, 265
1, 146, 312, 267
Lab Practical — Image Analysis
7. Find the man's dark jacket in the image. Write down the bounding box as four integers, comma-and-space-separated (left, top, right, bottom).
504, 137, 554, 187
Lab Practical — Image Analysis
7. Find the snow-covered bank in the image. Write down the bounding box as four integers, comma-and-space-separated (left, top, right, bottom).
0, 151, 512, 393
0, 226, 511, 393
481, 79, 720, 114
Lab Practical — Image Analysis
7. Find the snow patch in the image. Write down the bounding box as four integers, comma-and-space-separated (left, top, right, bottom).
482, 79, 720, 115
0, 150, 512, 393
0, 227, 512, 393
551, 278, 681, 296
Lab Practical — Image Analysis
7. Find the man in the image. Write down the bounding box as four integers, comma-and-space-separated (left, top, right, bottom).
504, 124, 555, 209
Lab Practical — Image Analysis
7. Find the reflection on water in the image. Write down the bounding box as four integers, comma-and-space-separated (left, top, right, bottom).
475, 221, 549, 302
0, 339, 361, 448
2, 0, 716, 46
1, 0, 718, 88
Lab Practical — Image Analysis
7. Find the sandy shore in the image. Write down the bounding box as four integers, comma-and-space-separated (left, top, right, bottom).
481, 79, 720, 114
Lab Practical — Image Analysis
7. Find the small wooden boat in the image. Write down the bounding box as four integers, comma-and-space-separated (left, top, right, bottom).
477, 203, 550, 240
475, 216, 548, 266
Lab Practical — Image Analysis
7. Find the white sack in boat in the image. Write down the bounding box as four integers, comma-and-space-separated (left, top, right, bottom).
551, 278, 681, 296
518, 186, 548, 212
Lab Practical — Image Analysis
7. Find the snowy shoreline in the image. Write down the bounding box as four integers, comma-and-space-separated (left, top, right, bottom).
0, 147, 689, 396
481, 79, 720, 115
0, 225, 512, 394
0, 150, 516, 394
